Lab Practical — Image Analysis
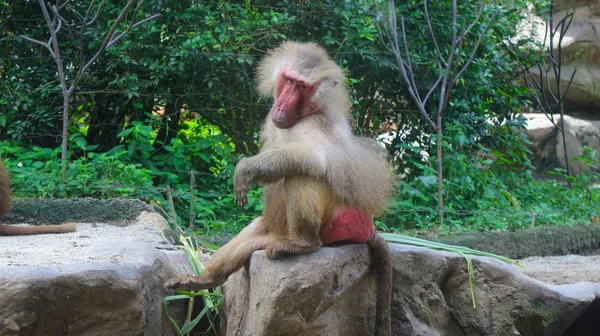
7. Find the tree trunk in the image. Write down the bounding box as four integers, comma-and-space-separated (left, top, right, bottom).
436, 126, 444, 226
61, 93, 70, 181
559, 107, 571, 187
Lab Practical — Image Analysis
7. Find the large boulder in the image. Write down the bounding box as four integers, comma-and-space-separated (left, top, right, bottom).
524, 113, 600, 176
0, 211, 190, 336
220, 244, 600, 336
523, 1, 600, 117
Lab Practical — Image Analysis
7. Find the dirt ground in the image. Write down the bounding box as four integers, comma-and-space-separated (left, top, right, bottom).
517, 254, 600, 285
0, 212, 172, 267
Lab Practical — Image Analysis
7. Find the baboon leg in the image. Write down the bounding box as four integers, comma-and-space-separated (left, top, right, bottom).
366, 232, 392, 336
265, 178, 328, 260
165, 217, 274, 290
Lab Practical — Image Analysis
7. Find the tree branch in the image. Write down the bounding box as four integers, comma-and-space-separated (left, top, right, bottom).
88, 0, 106, 26
107, 0, 145, 46
423, 0, 446, 67
73, 0, 160, 91
455, 1, 485, 47
399, 16, 424, 106
423, 63, 443, 106
106, 14, 162, 49
387, 0, 436, 129
435, 0, 458, 120
543, 57, 560, 104
452, 8, 500, 84
19, 35, 55, 58
51, 4, 80, 51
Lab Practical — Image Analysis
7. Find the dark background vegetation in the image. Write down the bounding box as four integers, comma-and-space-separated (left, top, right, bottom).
1, 0, 598, 235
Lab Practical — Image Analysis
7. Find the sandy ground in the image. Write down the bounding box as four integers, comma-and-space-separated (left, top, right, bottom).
517, 254, 600, 285
0, 212, 173, 267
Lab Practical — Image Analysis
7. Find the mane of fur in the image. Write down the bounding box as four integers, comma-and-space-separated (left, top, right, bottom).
257, 42, 395, 215
257, 41, 351, 125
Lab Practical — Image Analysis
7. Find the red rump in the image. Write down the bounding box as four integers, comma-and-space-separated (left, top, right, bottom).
321, 207, 374, 245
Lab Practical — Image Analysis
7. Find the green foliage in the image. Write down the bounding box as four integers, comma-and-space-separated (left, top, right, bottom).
378, 0, 534, 172
381, 137, 600, 233
0, 116, 263, 234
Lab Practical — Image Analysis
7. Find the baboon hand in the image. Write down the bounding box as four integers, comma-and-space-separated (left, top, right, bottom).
234, 159, 252, 207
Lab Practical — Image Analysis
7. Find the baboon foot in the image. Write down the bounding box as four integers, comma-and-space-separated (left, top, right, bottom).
164, 274, 224, 291
265, 240, 322, 260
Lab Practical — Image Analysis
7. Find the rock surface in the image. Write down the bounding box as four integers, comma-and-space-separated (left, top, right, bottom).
522, 1, 600, 117
220, 244, 600, 336
553, 1, 600, 115
524, 113, 600, 175
0, 211, 190, 336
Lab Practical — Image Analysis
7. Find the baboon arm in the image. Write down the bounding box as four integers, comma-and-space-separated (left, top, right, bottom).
234, 144, 326, 206
240, 145, 326, 183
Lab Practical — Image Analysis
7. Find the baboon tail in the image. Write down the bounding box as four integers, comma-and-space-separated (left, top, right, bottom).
368, 232, 392, 336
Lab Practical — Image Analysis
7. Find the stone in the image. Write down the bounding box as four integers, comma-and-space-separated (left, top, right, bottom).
523, 113, 600, 176
0, 211, 191, 336
522, 1, 600, 117
219, 244, 600, 336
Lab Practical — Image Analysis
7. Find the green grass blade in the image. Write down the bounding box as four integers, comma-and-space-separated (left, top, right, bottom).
457, 251, 477, 309
164, 294, 192, 301
181, 305, 210, 334
380, 233, 521, 266
194, 237, 221, 251
163, 299, 184, 336
381, 232, 522, 310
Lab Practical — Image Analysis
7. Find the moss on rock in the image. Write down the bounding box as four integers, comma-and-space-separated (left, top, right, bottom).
1, 198, 151, 224
428, 224, 600, 259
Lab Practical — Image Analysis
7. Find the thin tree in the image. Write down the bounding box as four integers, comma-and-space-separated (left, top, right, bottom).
510, 0, 576, 183
20, 0, 160, 180
382, 0, 499, 225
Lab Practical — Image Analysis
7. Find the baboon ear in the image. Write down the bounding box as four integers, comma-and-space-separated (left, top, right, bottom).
332, 80, 339, 87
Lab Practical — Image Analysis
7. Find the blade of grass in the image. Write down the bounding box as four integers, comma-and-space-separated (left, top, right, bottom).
181, 305, 210, 334
381, 232, 521, 309
457, 251, 476, 309
380, 233, 521, 266
163, 298, 184, 336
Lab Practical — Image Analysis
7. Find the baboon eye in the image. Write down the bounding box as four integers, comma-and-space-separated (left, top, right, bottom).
298, 84, 307, 90
287, 78, 294, 84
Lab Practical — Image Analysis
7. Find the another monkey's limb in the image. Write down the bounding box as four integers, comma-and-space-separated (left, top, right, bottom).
0, 222, 77, 236
366, 232, 392, 336
165, 218, 276, 291
264, 178, 327, 259
0, 161, 77, 236
234, 145, 326, 206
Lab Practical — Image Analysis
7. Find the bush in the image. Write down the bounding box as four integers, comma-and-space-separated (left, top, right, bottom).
0, 117, 263, 235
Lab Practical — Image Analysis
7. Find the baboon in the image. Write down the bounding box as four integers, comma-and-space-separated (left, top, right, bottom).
166, 42, 394, 335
